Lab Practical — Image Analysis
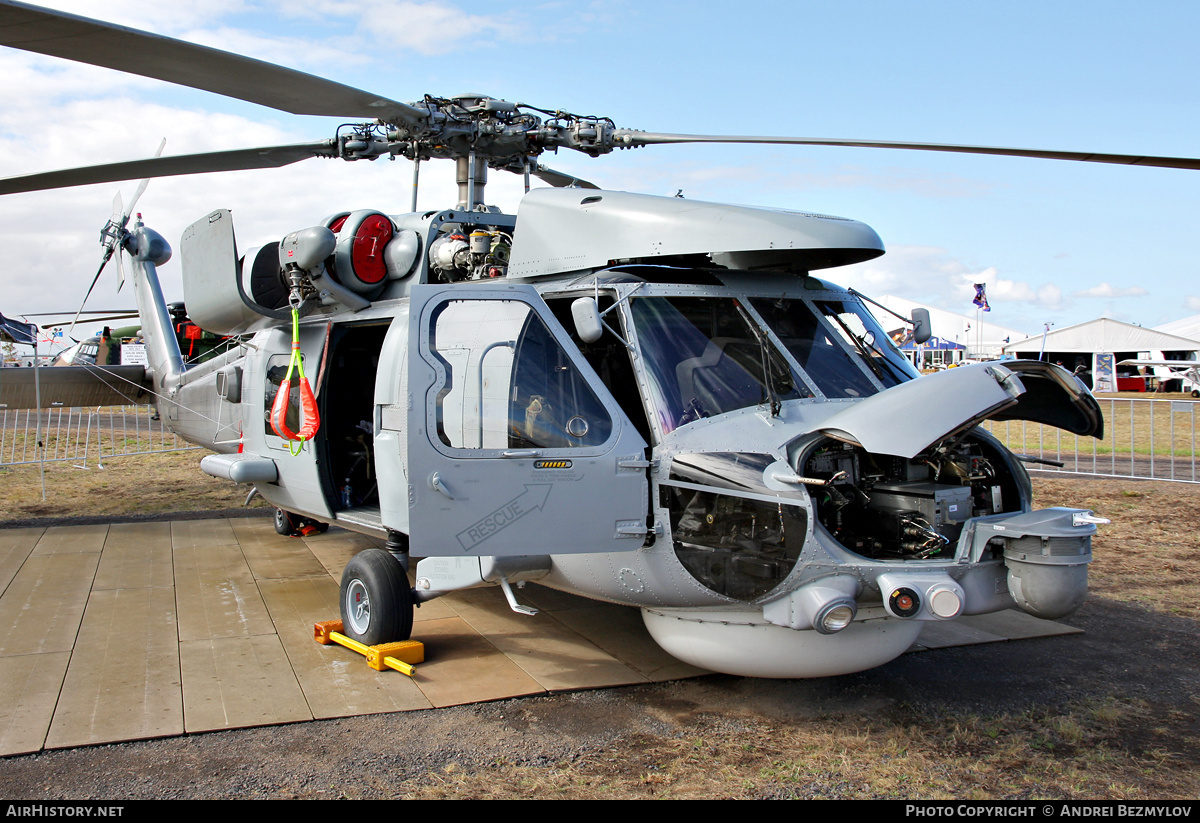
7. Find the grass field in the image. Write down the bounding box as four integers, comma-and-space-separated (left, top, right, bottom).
983, 392, 1199, 462
0, 449, 260, 522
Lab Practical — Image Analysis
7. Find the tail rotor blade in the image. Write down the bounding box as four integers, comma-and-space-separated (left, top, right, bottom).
69, 254, 112, 337
116, 239, 127, 292
105, 189, 124, 292
124, 138, 165, 220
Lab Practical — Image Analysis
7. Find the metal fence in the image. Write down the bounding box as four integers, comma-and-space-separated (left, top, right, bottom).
3, 398, 1196, 482
0, 405, 198, 468
983, 397, 1199, 483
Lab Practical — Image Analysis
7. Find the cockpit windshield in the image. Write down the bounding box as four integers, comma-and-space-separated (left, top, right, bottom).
629, 296, 810, 435
751, 297, 919, 397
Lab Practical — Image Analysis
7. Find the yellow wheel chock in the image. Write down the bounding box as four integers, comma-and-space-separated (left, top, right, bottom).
313, 620, 424, 677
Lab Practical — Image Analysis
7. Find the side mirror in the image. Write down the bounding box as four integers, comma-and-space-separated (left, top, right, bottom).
571, 297, 604, 344
911, 308, 932, 345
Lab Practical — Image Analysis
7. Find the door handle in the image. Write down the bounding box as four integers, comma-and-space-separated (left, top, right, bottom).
430, 472, 454, 500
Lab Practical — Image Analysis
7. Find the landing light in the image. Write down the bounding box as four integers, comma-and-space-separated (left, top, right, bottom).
818, 603, 856, 634
762, 577, 860, 633
928, 586, 964, 619
799, 581, 858, 635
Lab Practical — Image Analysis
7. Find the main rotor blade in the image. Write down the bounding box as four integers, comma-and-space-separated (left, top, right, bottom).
23, 309, 136, 317
617, 132, 1200, 172
39, 312, 138, 329
531, 164, 600, 189
0, 0, 424, 125
0, 142, 335, 195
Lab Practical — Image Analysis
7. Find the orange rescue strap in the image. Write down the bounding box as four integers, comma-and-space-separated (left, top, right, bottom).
270, 307, 320, 455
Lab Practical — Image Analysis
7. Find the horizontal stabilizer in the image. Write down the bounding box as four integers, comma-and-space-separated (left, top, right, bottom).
0, 365, 151, 409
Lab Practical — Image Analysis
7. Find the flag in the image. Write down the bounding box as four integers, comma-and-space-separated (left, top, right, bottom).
0, 311, 37, 346
972, 283, 990, 312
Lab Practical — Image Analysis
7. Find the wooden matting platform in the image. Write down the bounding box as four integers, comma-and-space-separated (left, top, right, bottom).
0, 518, 1079, 755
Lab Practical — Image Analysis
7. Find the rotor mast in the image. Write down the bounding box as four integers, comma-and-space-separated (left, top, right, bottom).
455, 154, 487, 211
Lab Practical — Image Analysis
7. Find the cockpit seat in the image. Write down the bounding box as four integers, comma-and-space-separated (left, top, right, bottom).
675, 338, 759, 419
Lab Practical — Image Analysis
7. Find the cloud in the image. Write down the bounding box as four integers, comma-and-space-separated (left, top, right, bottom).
0, 77, 536, 322
1071, 282, 1149, 299
981, 279, 1064, 310
834, 245, 1069, 333
16, 2, 373, 89
361, 2, 522, 55
0, 51, 169, 104
269, 0, 529, 56
175, 27, 372, 72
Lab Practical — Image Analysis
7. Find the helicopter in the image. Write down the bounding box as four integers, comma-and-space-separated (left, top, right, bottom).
5, 0, 1188, 678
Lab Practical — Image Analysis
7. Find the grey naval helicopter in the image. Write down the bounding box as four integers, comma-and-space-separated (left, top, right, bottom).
8, 1, 1191, 679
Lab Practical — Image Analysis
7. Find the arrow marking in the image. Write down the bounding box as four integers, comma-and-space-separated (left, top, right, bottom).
456, 484, 552, 551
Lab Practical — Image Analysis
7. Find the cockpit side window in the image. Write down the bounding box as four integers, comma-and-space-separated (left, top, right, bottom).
508, 311, 613, 449
427, 298, 613, 451
546, 296, 654, 445
264, 352, 302, 435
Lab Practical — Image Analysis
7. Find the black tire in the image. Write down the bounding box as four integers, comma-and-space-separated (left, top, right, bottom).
274, 508, 299, 536
339, 549, 413, 645
1192, 390, 1199, 399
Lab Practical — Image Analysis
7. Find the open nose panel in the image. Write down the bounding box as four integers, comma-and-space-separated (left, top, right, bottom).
814, 360, 1101, 460
989, 360, 1104, 439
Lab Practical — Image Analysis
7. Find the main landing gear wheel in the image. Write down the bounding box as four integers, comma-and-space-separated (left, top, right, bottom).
274, 508, 299, 535
339, 548, 414, 646
274, 508, 330, 537
1192, 390, 1199, 398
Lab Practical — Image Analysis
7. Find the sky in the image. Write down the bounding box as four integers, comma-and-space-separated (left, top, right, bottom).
2, 0, 1199, 349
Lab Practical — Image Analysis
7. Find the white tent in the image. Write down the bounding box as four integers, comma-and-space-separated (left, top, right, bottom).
1156, 314, 1200, 343
1002, 318, 1199, 392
